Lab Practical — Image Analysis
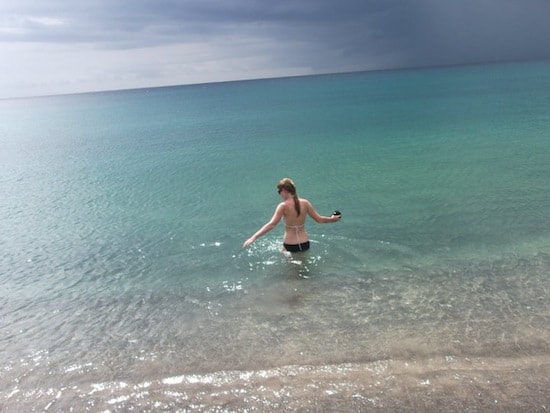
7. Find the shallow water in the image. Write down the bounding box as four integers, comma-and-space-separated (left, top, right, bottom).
2, 252, 549, 411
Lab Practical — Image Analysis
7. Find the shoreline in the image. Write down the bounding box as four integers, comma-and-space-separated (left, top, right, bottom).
3, 355, 549, 412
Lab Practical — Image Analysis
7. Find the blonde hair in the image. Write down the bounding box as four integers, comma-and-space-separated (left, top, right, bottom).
277, 178, 300, 215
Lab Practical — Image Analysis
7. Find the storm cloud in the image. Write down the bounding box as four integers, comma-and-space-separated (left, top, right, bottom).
1, 0, 550, 97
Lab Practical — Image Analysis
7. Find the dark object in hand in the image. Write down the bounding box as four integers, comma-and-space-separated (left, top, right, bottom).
333, 210, 341, 216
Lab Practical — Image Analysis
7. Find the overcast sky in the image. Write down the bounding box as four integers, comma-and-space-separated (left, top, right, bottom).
1, 0, 550, 98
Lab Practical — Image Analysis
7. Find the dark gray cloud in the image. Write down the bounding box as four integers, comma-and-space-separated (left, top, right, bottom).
388, 1, 550, 66
2, 0, 550, 97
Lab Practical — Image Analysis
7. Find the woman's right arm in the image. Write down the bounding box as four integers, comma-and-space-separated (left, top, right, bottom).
243, 203, 285, 248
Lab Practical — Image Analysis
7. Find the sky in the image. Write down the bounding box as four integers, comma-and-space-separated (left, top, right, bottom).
1, 0, 550, 99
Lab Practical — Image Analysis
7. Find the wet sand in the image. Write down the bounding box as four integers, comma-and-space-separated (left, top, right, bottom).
4, 355, 549, 412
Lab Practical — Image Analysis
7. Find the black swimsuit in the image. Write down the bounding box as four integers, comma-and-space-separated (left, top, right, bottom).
283, 241, 310, 252
283, 223, 309, 252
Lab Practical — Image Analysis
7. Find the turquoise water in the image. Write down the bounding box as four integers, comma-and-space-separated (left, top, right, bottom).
1, 61, 549, 411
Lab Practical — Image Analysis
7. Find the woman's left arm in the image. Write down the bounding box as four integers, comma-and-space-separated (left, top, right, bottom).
306, 200, 341, 223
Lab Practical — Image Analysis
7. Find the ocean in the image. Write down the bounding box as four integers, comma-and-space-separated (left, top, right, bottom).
1, 60, 549, 411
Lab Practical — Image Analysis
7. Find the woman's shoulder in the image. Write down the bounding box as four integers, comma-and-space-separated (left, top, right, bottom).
276, 201, 287, 210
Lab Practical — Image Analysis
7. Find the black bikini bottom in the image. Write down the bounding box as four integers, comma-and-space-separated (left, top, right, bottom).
283, 241, 310, 252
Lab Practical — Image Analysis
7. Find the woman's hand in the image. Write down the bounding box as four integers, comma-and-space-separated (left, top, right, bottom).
331, 214, 342, 222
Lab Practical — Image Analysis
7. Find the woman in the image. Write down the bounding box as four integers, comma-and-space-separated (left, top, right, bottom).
243, 178, 341, 252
